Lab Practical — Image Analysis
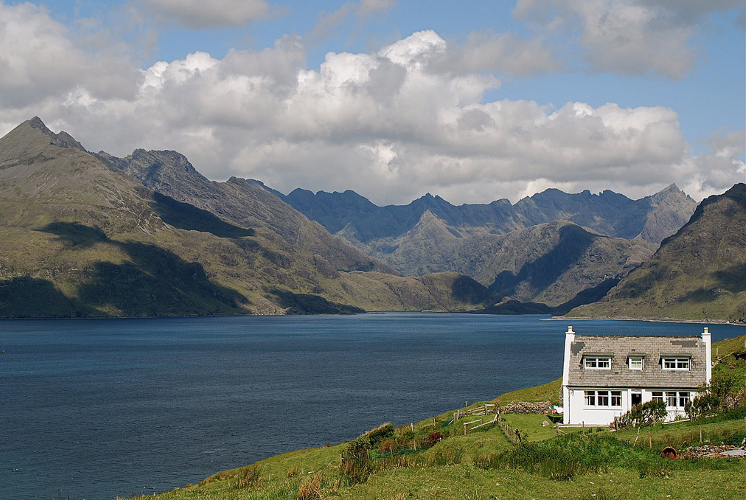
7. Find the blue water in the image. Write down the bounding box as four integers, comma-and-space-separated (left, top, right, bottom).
0, 313, 741, 499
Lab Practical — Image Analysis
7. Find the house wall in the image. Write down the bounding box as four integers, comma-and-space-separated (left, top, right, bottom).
565, 387, 698, 426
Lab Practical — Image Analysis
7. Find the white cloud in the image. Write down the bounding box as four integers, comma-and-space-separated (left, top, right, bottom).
513, 0, 744, 78
0, 6, 742, 207
137, 0, 270, 29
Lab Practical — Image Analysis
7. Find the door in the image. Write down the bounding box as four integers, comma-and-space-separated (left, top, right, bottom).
631, 391, 642, 407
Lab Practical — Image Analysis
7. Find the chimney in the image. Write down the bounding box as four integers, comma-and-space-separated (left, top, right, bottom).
702, 327, 712, 384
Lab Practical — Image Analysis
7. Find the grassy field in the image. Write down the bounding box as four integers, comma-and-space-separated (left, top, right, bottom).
124, 335, 746, 500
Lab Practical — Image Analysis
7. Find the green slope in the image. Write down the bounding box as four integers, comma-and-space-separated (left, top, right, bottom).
571, 183, 746, 323
124, 335, 746, 500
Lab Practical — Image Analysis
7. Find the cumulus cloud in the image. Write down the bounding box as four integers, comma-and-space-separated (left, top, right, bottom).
0, 3, 742, 206
513, 0, 744, 78
137, 0, 270, 29
0, 2, 140, 110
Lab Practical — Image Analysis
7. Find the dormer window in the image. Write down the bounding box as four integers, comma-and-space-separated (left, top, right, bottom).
628, 355, 644, 370
584, 356, 611, 369
662, 356, 690, 370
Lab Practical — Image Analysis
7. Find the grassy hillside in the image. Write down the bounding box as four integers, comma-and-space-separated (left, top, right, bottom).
0, 118, 494, 317
572, 184, 746, 323
126, 335, 746, 500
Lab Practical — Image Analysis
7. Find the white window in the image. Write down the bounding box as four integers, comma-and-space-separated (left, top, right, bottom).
662, 357, 690, 370
584, 390, 622, 408
666, 391, 677, 407
651, 391, 664, 402
663, 391, 690, 408
628, 356, 644, 370
585, 390, 595, 406
584, 356, 611, 369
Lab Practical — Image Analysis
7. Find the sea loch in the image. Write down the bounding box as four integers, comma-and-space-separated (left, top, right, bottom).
0, 313, 741, 500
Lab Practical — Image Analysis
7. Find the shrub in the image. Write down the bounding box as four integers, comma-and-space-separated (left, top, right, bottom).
235, 464, 261, 489
340, 436, 372, 484
686, 391, 720, 420
365, 423, 395, 447
420, 431, 442, 449
618, 399, 667, 428
297, 472, 322, 500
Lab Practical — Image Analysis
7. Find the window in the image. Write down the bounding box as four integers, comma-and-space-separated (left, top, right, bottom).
584, 356, 611, 369
662, 391, 690, 408
585, 390, 595, 406
652, 391, 664, 402
628, 356, 644, 370
662, 357, 690, 370
678, 392, 690, 407
666, 392, 677, 407
597, 390, 609, 406
584, 390, 622, 408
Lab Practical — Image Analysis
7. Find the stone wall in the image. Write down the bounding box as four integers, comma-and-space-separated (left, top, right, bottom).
500, 401, 552, 414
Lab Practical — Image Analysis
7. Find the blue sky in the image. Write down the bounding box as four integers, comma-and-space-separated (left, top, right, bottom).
0, 0, 743, 204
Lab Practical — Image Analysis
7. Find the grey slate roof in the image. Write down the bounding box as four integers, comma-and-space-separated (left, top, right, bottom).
566, 335, 707, 389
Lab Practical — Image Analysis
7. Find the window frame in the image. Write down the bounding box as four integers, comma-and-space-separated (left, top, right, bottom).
662, 357, 690, 370
628, 356, 644, 370
584, 356, 612, 370
583, 390, 622, 408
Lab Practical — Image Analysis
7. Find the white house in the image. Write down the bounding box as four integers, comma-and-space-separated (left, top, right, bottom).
561, 326, 712, 426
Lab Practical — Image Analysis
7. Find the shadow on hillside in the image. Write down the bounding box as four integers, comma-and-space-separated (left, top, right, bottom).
489, 224, 597, 296
551, 277, 621, 315
268, 288, 364, 315
147, 190, 255, 239
0, 276, 90, 318
713, 263, 746, 294
38, 222, 249, 316
42, 221, 108, 248
450, 275, 494, 305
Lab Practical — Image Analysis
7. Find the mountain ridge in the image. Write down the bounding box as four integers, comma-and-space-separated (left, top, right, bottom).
570, 183, 746, 323
0, 118, 497, 317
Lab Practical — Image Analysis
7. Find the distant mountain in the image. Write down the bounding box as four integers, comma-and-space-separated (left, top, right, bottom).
282, 185, 696, 246
278, 186, 677, 307
570, 184, 746, 323
0, 118, 498, 317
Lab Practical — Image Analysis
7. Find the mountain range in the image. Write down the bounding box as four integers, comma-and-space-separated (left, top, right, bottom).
0, 118, 491, 317
0, 117, 742, 322
572, 183, 746, 323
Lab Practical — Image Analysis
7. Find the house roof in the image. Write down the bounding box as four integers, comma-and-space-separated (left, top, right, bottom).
566, 335, 707, 389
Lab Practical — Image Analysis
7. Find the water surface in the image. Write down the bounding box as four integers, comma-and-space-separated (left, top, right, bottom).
0, 313, 740, 499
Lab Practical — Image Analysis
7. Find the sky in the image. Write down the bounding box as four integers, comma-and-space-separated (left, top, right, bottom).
0, 0, 744, 205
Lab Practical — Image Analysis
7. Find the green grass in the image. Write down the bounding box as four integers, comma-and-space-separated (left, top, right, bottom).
123, 336, 746, 500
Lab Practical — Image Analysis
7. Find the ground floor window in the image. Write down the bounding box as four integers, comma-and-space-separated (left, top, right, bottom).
665, 391, 690, 408
584, 390, 622, 407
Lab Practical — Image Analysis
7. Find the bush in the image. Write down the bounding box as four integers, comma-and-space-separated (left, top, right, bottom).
235, 464, 261, 489
365, 423, 395, 447
420, 431, 442, 449
618, 399, 667, 428
340, 436, 372, 484
297, 472, 322, 500
686, 391, 720, 420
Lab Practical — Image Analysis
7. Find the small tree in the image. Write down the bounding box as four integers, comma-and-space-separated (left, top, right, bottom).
618, 399, 667, 428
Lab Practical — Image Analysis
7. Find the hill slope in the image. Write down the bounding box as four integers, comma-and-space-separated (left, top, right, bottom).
571, 183, 746, 323
0, 118, 494, 317
280, 185, 690, 308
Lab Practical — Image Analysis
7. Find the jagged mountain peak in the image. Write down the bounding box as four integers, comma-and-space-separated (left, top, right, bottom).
25, 116, 85, 151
